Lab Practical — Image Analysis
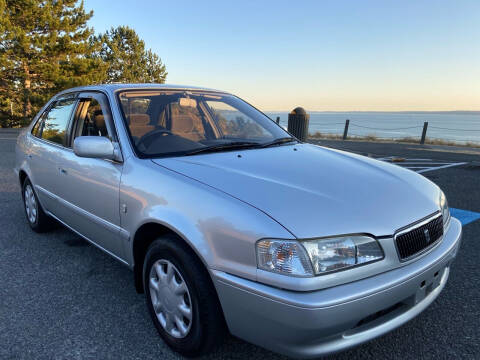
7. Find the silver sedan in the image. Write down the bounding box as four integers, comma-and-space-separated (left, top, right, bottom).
14, 84, 462, 358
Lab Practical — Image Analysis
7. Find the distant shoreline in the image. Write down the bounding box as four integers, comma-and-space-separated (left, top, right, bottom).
267, 110, 480, 115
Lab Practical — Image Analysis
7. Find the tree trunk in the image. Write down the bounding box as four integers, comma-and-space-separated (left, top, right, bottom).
23, 64, 31, 122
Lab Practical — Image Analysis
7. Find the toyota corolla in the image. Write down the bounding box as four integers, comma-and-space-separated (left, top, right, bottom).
15, 84, 462, 358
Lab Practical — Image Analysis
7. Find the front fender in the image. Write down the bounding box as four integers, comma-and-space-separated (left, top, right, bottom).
121, 158, 293, 282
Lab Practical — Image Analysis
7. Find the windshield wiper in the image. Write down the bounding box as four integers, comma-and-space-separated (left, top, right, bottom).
184, 141, 261, 155
259, 137, 297, 148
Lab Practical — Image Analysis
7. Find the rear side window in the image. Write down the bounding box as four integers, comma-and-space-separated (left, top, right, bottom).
39, 98, 76, 146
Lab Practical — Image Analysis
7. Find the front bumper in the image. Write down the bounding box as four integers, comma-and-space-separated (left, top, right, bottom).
213, 217, 462, 358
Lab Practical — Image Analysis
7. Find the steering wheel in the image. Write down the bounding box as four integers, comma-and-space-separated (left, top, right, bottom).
136, 128, 173, 149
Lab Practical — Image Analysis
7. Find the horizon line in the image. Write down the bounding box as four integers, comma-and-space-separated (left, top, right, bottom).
263, 109, 480, 113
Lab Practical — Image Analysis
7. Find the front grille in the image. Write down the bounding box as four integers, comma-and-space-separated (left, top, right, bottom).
395, 215, 443, 260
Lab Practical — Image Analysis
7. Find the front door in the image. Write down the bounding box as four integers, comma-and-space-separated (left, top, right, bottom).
53, 92, 125, 260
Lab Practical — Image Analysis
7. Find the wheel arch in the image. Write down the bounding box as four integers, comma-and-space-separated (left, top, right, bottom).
19, 169, 28, 187
131, 221, 212, 294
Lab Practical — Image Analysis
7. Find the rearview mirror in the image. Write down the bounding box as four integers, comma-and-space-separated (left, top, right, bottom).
73, 136, 115, 160
179, 97, 197, 108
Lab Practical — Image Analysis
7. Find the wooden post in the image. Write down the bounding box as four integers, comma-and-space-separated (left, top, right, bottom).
276, 116, 280, 124
420, 122, 428, 144
343, 119, 350, 140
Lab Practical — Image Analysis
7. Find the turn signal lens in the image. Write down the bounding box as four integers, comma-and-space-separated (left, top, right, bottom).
439, 191, 450, 230
256, 240, 313, 276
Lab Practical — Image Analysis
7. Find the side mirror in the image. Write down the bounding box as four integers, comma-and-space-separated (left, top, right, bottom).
73, 136, 116, 160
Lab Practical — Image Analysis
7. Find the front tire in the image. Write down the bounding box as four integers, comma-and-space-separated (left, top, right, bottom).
143, 235, 225, 357
22, 178, 54, 232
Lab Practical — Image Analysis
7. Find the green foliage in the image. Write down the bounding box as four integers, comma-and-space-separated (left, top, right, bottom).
94, 26, 167, 84
0, 0, 108, 127
0, 2, 167, 127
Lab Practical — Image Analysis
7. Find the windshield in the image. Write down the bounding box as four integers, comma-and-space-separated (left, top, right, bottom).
117, 90, 292, 157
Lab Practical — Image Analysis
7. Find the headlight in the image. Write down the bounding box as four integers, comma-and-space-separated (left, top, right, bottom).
256, 235, 383, 277
302, 235, 383, 274
439, 191, 450, 229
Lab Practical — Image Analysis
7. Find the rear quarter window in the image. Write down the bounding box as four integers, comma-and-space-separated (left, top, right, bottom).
31, 114, 43, 137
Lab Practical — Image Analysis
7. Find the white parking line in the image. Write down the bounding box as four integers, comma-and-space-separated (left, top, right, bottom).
402, 166, 434, 169
377, 156, 467, 173
397, 162, 456, 165
416, 162, 467, 173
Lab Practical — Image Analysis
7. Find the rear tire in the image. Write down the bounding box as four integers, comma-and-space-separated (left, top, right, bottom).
143, 235, 226, 357
22, 178, 54, 233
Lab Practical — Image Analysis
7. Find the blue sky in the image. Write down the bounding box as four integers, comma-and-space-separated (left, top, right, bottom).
84, 0, 480, 111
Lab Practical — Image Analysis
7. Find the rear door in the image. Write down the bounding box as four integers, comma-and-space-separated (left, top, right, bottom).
53, 92, 126, 260
28, 97, 77, 213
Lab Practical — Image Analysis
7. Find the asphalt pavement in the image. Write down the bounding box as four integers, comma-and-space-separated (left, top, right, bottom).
1, 130, 479, 359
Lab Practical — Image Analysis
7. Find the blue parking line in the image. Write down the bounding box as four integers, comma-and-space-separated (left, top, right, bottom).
450, 208, 480, 226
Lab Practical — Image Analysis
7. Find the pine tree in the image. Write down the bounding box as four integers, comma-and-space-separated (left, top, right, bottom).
145, 49, 167, 84
0, 0, 20, 127
95, 26, 167, 84
0, 0, 106, 127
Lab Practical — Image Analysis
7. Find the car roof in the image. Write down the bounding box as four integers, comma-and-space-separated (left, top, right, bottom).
55, 83, 229, 97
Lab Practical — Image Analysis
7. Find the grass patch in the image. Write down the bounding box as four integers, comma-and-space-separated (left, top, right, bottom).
308, 132, 480, 148
309, 131, 344, 140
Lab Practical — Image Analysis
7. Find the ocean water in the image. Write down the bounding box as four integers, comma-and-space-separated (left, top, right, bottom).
265, 111, 480, 144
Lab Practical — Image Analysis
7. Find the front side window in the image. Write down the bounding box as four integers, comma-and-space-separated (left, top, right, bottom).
70, 93, 116, 145
78, 99, 109, 138
118, 90, 291, 158
39, 98, 76, 146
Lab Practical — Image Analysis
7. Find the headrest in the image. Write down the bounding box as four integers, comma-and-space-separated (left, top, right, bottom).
94, 114, 105, 127
129, 114, 150, 126
171, 115, 194, 132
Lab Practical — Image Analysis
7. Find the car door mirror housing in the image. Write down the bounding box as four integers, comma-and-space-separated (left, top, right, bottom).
73, 136, 116, 160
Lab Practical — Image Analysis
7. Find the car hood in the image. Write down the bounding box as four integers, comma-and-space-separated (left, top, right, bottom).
153, 144, 440, 239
